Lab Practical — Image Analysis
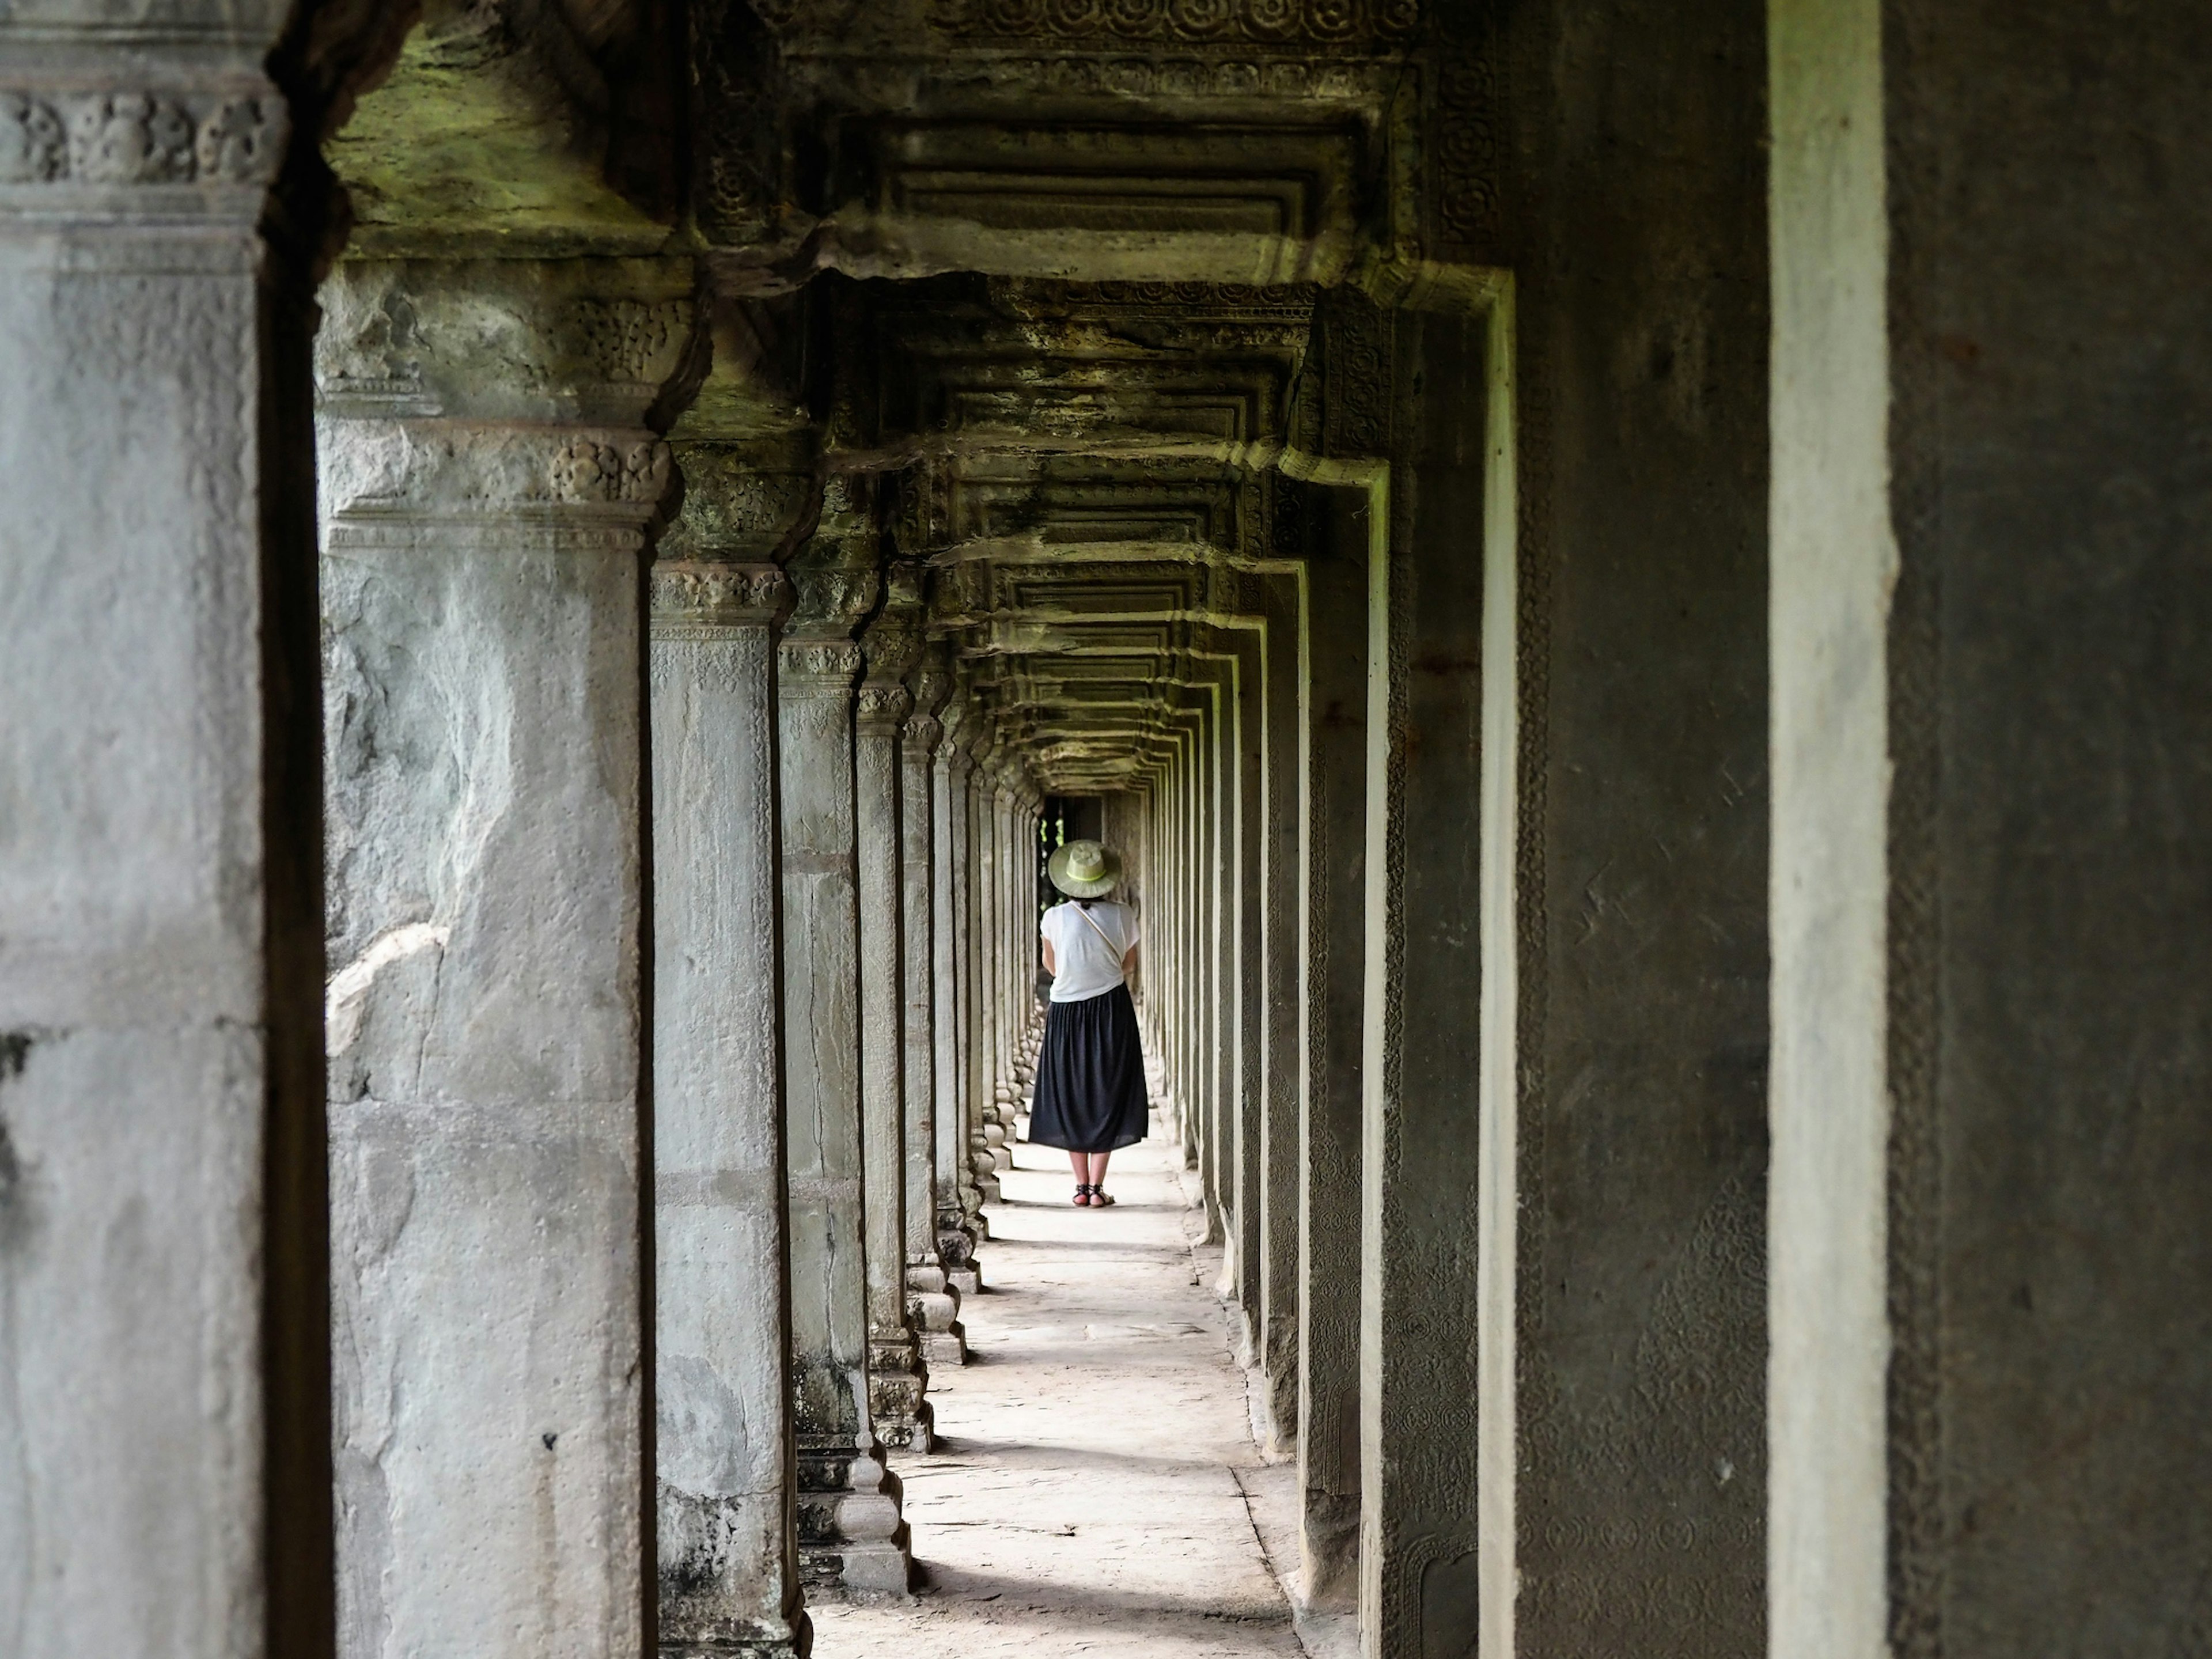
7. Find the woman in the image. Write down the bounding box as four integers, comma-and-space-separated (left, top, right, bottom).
1030, 839, 1148, 1207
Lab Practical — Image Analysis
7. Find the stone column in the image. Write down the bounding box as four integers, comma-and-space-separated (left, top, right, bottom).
319, 258, 695, 1657
1771, 6, 2212, 1653
856, 658, 931, 1454
1298, 483, 1372, 1608
902, 665, 968, 1366
0, 33, 356, 1653
776, 514, 912, 1597
933, 700, 987, 1283
1255, 570, 1304, 1453
974, 753, 1009, 1169
650, 554, 808, 1658
948, 713, 999, 1224
1353, 302, 1489, 1656
1218, 623, 1267, 1360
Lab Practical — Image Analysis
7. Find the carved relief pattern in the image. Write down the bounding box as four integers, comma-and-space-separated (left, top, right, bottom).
551, 439, 674, 504
927, 0, 1415, 44
780, 641, 865, 680
650, 561, 789, 624
1320, 290, 1390, 459
1431, 20, 1504, 251
573, 299, 691, 385
0, 90, 286, 186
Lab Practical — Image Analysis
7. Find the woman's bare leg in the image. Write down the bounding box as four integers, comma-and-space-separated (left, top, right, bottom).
1067, 1150, 1092, 1204
1085, 1151, 1113, 1202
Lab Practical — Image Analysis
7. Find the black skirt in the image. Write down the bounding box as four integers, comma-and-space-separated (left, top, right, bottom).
1027, 983, 1149, 1153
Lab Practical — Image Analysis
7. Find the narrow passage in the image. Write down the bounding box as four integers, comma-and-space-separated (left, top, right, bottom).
811, 1119, 1309, 1658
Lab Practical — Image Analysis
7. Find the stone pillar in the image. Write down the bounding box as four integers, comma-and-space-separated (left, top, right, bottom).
1298, 483, 1371, 1608
856, 657, 931, 1454
1771, 6, 2212, 1654
952, 724, 984, 1211
934, 701, 987, 1283
649, 555, 808, 1659
974, 757, 1010, 1168
776, 513, 912, 1597
1256, 570, 1305, 1454
1219, 623, 1267, 1361
1354, 302, 1491, 1656
319, 258, 694, 1657
902, 665, 968, 1366
0, 32, 350, 1653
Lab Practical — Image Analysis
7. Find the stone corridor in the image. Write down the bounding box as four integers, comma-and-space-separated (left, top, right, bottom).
8, 0, 2212, 1657
815, 1119, 1316, 1659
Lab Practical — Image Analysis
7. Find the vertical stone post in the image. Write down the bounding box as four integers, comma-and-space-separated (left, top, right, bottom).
856, 625, 931, 1453
934, 700, 987, 1281
650, 550, 808, 1659
1353, 304, 1489, 1657
0, 34, 352, 1654
1297, 482, 1372, 1608
1771, 6, 2212, 1653
319, 259, 695, 1657
902, 661, 967, 1365
1217, 623, 1267, 1359
1256, 569, 1305, 1453
777, 501, 911, 1597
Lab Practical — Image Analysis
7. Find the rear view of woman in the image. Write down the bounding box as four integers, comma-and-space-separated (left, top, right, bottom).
1030, 839, 1148, 1207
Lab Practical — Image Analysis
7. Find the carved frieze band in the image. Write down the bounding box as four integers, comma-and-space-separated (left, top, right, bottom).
650, 561, 790, 627
779, 641, 865, 683
320, 422, 674, 518
927, 0, 1416, 46
0, 89, 285, 187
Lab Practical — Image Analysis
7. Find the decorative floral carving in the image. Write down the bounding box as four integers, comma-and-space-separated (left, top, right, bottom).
0, 89, 285, 187
70, 94, 193, 183
0, 94, 66, 182
779, 641, 864, 680
550, 439, 673, 504
927, 0, 1412, 44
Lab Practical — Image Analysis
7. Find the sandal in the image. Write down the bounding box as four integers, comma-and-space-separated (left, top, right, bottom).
1088, 1187, 1116, 1207
1072, 1184, 1093, 1207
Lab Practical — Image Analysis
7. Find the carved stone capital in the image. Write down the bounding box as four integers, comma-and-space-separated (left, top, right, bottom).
0, 85, 287, 204
789, 565, 880, 631
856, 681, 913, 733
662, 448, 816, 563
650, 560, 790, 629
316, 259, 698, 426
902, 711, 944, 753
320, 423, 675, 526
778, 639, 863, 687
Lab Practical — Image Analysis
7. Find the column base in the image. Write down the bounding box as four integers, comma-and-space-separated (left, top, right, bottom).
1298, 1491, 1361, 1612
660, 1626, 810, 1659
868, 1334, 935, 1452
797, 1444, 914, 1600
906, 1268, 969, 1369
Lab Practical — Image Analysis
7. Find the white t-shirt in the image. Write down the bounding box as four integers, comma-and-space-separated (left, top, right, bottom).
1039, 900, 1140, 1003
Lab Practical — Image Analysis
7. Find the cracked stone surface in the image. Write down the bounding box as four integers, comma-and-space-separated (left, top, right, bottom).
811, 1122, 1308, 1658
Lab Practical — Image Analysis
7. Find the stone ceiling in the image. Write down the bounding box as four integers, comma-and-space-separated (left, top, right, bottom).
325, 0, 1495, 792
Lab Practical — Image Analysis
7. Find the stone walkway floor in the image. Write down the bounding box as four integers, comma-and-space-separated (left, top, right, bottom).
810, 1118, 1316, 1659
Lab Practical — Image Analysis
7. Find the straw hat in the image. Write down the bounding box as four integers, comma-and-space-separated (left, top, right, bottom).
1047, 838, 1121, 899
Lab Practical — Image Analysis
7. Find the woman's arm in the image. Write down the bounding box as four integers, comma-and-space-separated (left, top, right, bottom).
1041, 935, 1056, 976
